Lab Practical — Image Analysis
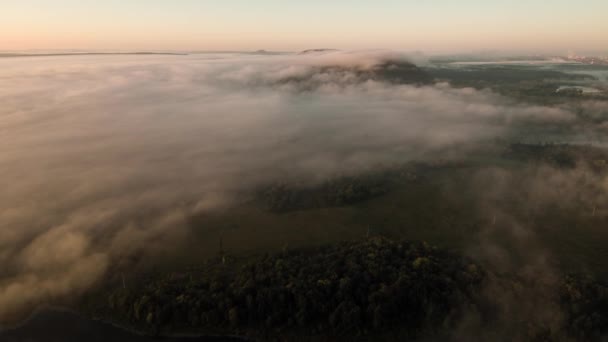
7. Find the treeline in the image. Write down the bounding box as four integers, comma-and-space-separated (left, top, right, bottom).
255, 165, 437, 213
91, 238, 484, 339
257, 175, 391, 213
276, 60, 432, 91
505, 143, 608, 170
426, 66, 602, 105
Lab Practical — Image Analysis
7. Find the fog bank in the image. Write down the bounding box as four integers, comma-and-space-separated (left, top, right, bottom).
0, 52, 580, 322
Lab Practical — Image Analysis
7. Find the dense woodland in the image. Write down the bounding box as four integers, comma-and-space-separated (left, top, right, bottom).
87, 238, 484, 339
426, 65, 608, 106
273, 60, 432, 91
561, 275, 608, 340
504, 143, 608, 170
257, 173, 394, 213
83, 237, 608, 341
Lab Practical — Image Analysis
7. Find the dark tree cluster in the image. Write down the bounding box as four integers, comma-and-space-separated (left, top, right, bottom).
560, 275, 608, 340
274, 60, 432, 91
426, 65, 601, 105
505, 143, 608, 170
257, 174, 393, 213
96, 238, 484, 339
255, 165, 431, 213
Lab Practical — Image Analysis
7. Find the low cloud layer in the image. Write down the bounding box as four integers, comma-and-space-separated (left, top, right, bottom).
0, 51, 582, 322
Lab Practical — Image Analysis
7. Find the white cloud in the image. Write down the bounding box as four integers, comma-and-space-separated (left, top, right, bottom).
0, 52, 579, 322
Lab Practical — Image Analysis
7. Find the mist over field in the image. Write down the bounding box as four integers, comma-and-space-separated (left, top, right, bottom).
1, 51, 607, 333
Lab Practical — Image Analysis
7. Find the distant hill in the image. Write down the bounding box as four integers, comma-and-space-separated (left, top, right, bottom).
275, 59, 432, 89
0, 52, 187, 58
298, 49, 340, 55
247, 50, 286, 55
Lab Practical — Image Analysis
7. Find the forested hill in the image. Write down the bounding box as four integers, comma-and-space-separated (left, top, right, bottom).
82, 237, 608, 341
84, 238, 483, 340
273, 60, 432, 90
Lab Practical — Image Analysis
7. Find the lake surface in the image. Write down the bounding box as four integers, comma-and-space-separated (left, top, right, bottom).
0, 309, 245, 342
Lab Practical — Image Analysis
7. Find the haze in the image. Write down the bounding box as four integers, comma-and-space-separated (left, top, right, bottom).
3, 0, 608, 53
2, 2, 608, 340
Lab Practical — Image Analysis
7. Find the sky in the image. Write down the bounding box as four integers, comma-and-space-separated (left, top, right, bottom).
2, 0, 608, 53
